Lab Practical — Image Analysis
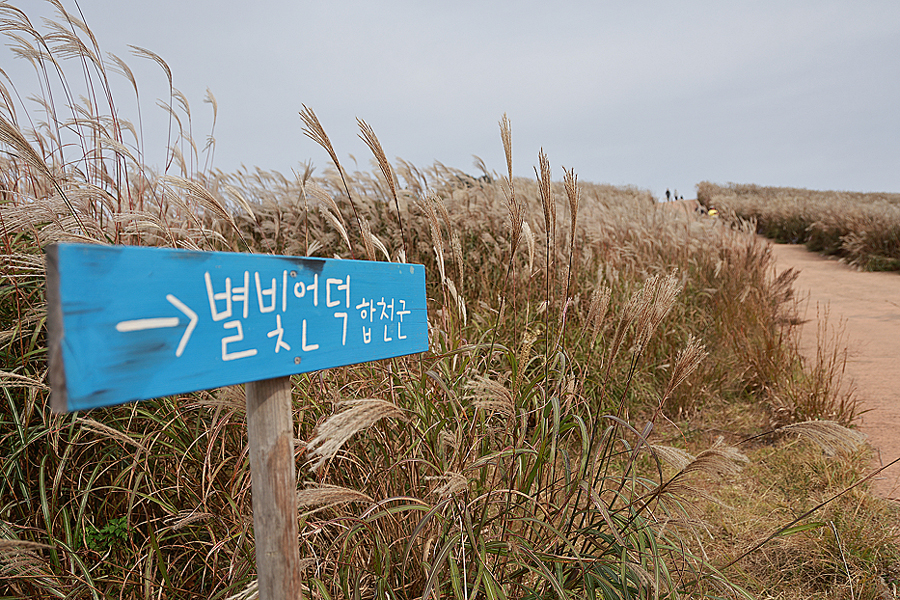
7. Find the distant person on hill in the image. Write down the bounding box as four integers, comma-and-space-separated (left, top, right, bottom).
665, 188, 671, 201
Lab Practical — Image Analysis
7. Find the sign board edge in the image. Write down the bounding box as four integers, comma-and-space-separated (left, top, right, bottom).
45, 244, 70, 413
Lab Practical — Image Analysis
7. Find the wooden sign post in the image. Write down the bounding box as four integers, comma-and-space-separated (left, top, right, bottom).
46, 243, 429, 599
246, 376, 301, 598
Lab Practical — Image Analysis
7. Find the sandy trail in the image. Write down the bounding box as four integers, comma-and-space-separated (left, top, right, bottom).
769, 242, 900, 500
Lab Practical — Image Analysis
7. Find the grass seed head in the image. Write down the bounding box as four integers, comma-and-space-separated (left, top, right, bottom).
776, 420, 867, 456
306, 399, 405, 472
297, 483, 374, 509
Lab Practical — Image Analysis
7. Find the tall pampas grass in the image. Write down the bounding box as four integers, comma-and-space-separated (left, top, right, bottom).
305, 399, 405, 472
1, 7, 890, 597
300, 104, 363, 258
358, 117, 408, 260
699, 181, 900, 270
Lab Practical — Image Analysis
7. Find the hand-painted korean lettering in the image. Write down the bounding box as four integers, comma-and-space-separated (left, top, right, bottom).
205, 271, 250, 321
356, 297, 373, 344
255, 272, 278, 313
202, 268, 412, 360
334, 312, 348, 345
301, 319, 319, 351
293, 274, 319, 306
397, 299, 410, 340
268, 314, 290, 353
326, 276, 350, 308
222, 320, 257, 361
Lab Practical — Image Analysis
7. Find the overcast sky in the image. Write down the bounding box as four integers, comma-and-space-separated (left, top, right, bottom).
4, 1, 900, 199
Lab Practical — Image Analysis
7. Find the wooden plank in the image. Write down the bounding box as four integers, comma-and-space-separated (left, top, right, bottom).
246, 376, 301, 600
46, 245, 68, 413
46, 243, 428, 412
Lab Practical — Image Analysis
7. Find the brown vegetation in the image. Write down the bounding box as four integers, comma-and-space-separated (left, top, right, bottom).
0, 3, 897, 598
697, 181, 900, 271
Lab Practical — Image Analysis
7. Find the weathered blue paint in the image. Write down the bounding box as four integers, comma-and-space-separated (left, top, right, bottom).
47, 243, 428, 412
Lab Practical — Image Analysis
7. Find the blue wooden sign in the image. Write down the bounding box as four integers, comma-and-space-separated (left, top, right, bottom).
47, 243, 429, 412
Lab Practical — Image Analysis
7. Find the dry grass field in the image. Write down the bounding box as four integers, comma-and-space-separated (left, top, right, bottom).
1, 3, 899, 598
697, 182, 900, 271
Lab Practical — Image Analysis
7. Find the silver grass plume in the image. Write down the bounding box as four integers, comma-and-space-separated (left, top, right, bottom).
451, 232, 464, 291
359, 216, 377, 261
650, 444, 696, 473
663, 334, 707, 399
426, 472, 469, 498
445, 278, 467, 325
318, 204, 351, 253
161, 176, 249, 248
775, 420, 866, 455
535, 149, 554, 270
606, 283, 645, 370
683, 437, 749, 479
0, 114, 87, 236
297, 483, 373, 509
651, 438, 749, 482
499, 114, 524, 256
299, 104, 361, 258
306, 399, 405, 472
77, 417, 149, 454
522, 221, 536, 276
423, 191, 446, 282
586, 285, 612, 347
644, 438, 748, 512
563, 167, 580, 300
369, 230, 391, 262
305, 181, 345, 228
467, 375, 515, 419
358, 118, 408, 258
169, 510, 216, 530
633, 271, 682, 352
514, 332, 537, 395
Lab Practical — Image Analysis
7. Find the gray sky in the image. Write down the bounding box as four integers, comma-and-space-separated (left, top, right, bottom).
5, 1, 900, 199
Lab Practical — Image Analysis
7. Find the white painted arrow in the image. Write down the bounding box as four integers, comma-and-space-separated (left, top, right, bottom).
115, 295, 198, 358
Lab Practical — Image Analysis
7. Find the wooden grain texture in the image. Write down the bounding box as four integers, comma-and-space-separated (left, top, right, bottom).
47, 243, 428, 412
246, 376, 301, 599
45, 245, 69, 413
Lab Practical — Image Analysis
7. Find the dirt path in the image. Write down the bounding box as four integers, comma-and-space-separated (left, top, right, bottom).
769, 242, 900, 500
